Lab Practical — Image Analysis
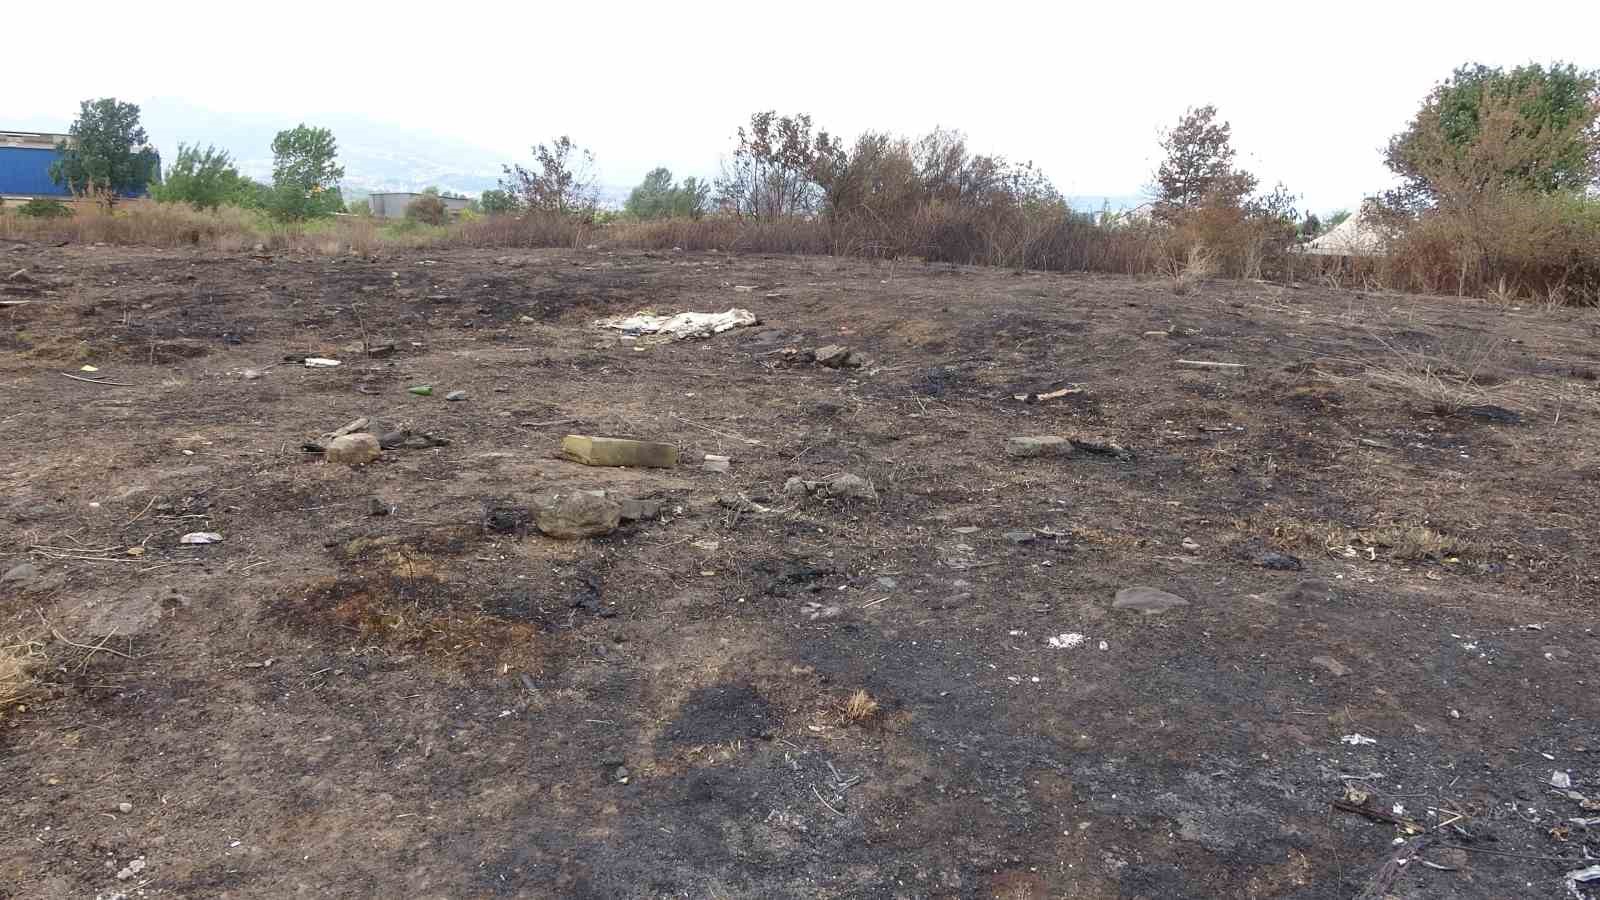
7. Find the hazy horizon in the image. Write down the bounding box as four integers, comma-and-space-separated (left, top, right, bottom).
9, 0, 1598, 213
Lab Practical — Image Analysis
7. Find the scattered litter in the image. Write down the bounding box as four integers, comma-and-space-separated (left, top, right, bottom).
703, 454, 731, 473
179, 532, 223, 545
115, 857, 146, 880
303, 357, 341, 368
79, 365, 99, 372
1176, 359, 1246, 371
1012, 386, 1082, 403
1098, 640, 1109, 651
1553, 771, 1573, 789
445, 390, 467, 401
1568, 865, 1600, 886
407, 385, 434, 396
1047, 633, 1086, 649
594, 308, 758, 341
732, 285, 756, 293
1341, 733, 1378, 746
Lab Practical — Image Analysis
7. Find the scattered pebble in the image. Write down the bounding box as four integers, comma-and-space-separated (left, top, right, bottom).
117, 802, 132, 814
1553, 771, 1573, 789
445, 390, 467, 401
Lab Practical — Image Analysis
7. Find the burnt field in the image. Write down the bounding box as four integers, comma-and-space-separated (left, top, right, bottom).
2, 242, 1599, 899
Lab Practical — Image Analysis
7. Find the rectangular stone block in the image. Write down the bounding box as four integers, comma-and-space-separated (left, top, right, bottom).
561, 435, 679, 468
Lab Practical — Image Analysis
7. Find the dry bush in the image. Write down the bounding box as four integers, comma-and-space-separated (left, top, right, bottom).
0, 200, 262, 247
1161, 244, 1218, 294
840, 689, 880, 724
451, 212, 587, 249
1270, 519, 1472, 561
1361, 334, 1506, 414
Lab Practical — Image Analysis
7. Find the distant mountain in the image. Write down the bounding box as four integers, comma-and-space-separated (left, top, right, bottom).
136, 98, 509, 198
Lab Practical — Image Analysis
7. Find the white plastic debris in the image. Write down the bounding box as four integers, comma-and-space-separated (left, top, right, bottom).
594, 308, 758, 341
1098, 640, 1109, 651
179, 532, 223, 545
1553, 770, 1573, 789
303, 357, 341, 368
1341, 734, 1378, 746
1047, 633, 1086, 649
1568, 864, 1600, 885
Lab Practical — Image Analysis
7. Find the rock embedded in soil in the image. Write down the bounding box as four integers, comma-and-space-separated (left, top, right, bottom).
324, 433, 382, 466
1005, 435, 1073, 459
533, 491, 622, 539
617, 497, 663, 522
703, 454, 731, 473
814, 344, 856, 368
1112, 586, 1189, 614
1004, 531, 1037, 544
561, 435, 678, 469
824, 473, 877, 501
445, 390, 467, 401
1310, 655, 1351, 677
1255, 551, 1304, 571
2, 562, 39, 584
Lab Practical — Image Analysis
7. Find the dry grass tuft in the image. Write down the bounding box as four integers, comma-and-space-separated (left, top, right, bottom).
841, 689, 880, 724
1268, 519, 1473, 561
1, 630, 48, 718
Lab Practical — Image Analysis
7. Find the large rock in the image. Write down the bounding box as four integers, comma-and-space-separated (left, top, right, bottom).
1004, 436, 1073, 459
814, 345, 856, 369
534, 491, 623, 539
561, 435, 678, 469
325, 433, 382, 466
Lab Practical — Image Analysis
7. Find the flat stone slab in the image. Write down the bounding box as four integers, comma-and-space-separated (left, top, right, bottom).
1004, 436, 1072, 459
1113, 586, 1189, 614
561, 435, 678, 469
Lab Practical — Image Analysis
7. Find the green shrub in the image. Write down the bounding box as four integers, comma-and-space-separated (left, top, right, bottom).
405, 192, 449, 226
17, 199, 73, 219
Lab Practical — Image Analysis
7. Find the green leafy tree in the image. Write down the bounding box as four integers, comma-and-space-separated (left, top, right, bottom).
1384, 62, 1600, 211
625, 167, 711, 219
1152, 105, 1257, 220
151, 144, 262, 211
267, 124, 345, 222
49, 98, 160, 206
479, 188, 519, 215
500, 136, 599, 217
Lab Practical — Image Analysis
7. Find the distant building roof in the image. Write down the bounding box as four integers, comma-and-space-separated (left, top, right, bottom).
1, 131, 73, 151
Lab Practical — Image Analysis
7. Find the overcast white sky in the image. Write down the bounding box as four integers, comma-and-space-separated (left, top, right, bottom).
9, 0, 1598, 211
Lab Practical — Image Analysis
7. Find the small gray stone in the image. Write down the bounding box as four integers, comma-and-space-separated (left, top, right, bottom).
1112, 586, 1189, 614
2, 562, 39, 584
617, 498, 663, 522
1005, 436, 1072, 459
445, 390, 467, 401
117, 802, 133, 814
703, 454, 731, 473
825, 473, 877, 501
876, 576, 898, 590
1309, 655, 1351, 677
1004, 531, 1037, 544
815, 345, 854, 368
613, 766, 630, 783
534, 491, 622, 539
784, 476, 811, 497
367, 497, 391, 517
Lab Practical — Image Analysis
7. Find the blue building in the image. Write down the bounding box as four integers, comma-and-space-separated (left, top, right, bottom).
1, 130, 159, 200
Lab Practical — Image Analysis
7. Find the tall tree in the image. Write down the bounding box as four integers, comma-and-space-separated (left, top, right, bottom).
1152, 105, 1257, 220
625, 168, 711, 219
1384, 62, 1600, 212
500, 136, 599, 217
49, 98, 160, 205
715, 112, 838, 219
152, 144, 259, 211
268, 125, 345, 222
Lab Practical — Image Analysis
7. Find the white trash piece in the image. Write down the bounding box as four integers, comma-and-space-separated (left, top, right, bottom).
1047, 633, 1086, 649
595, 308, 758, 341
1340, 733, 1378, 746
303, 357, 342, 368
179, 532, 224, 545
